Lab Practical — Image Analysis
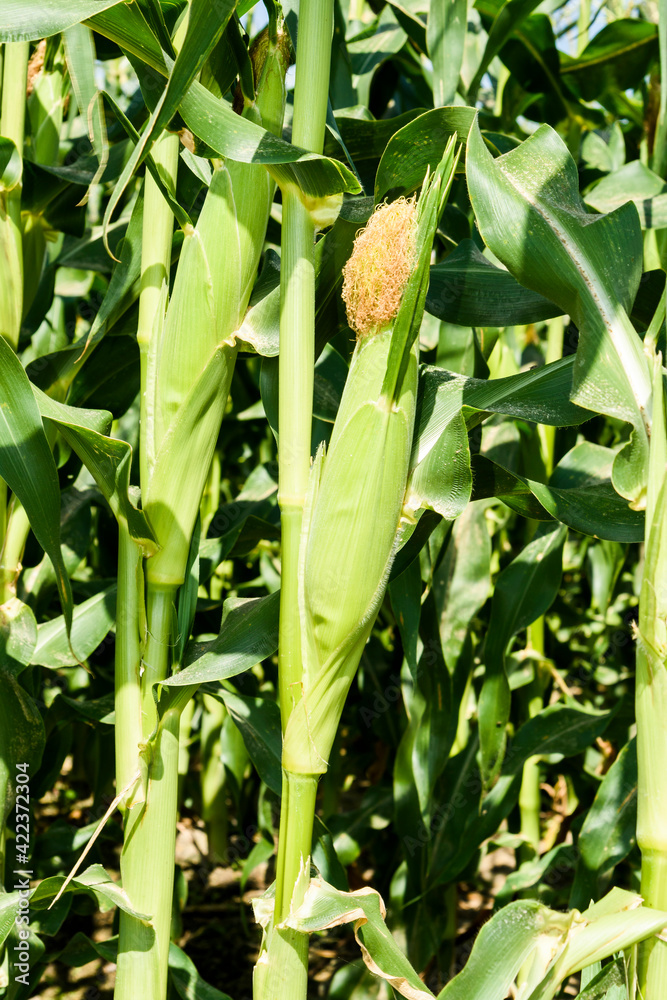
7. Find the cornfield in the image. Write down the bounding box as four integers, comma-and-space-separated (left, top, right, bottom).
1, 1, 667, 999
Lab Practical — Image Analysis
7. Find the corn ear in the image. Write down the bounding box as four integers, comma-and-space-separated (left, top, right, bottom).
144, 25, 289, 588
0, 163, 23, 349
144, 347, 234, 588
27, 38, 65, 167
282, 147, 458, 774
305, 333, 418, 663
282, 336, 418, 774
0, 42, 28, 349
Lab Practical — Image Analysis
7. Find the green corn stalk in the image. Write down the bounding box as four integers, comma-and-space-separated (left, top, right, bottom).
114, 23, 289, 1000
200, 693, 229, 864
113, 130, 180, 1000
636, 336, 667, 998
257, 146, 458, 1000
519, 317, 565, 856
651, 0, 667, 179
254, 4, 338, 995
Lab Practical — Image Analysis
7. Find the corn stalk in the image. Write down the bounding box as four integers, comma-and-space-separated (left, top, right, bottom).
256, 112, 457, 991
114, 18, 289, 1000
636, 318, 667, 998
252, 2, 335, 996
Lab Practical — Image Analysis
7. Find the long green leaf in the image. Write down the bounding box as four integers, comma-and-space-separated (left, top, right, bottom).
570, 738, 637, 910
586, 160, 667, 230
426, 239, 562, 327
168, 942, 233, 1000
437, 899, 557, 1000
466, 116, 651, 506
0, 338, 73, 634
0, 670, 45, 828
560, 19, 659, 102
467, 0, 544, 99
33, 585, 116, 669
0, 0, 127, 41
413, 358, 590, 469
34, 389, 156, 552
178, 80, 361, 200
89, 6, 361, 203
471, 450, 644, 542
100, 0, 236, 246
63, 24, 108, 182
218, 690, 282, 796
479, 522, 566, 785
375, 107, 475, 201
30, 863, 150, 919
165, 592, 279, 687
428, 0, 467, 106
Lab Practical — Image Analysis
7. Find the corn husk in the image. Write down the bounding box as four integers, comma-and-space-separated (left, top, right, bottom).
27, 37, 65, 168
144, 25, 289, 588
0, 189, 23, 348
282, 142, 458, 773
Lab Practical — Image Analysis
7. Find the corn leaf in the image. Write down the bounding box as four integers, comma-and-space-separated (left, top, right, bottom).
166, 592, 280, 687
0, 598, 38, 674
437, 899, 562, 1000
217, 690, 282, 796
0, 338, 73, 636
100, 0, 236, 245
466, 116, 651, 507
0, 0, 127, 41
88, 4, 166, 75
375, 107, 475, 202
0, 670, 45, 829
479, 522, 566, 786
0, 137, 21, 192
426, 239, 562, 327
168, 942, 233, 1000
28, 191, 146, 396
405, 411, 472, 520
467, 0, 544, 100
413, 358, 590, 469
570, 738, 637, 911
286, 878, 434, 1000
560, 19, 659, 102
433, 705, 616, 887
178, 80, 361, 200
33, 389, 156, 553
349, 7, 408, 108
575, 960, 626, 1000
434, 502, 492, 672
586, 161, 667, 230
30, 863, 151, 920
90, 5, 361, 211
533, 891, 667, 1000
32, 585, 116, 669
428, 0, 467, 106
63, 25, 108, 186
470, 451, 644, 542
323, 108, 423, 169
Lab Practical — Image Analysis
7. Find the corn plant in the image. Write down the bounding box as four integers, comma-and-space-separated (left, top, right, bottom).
1, 2, 667, 1000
